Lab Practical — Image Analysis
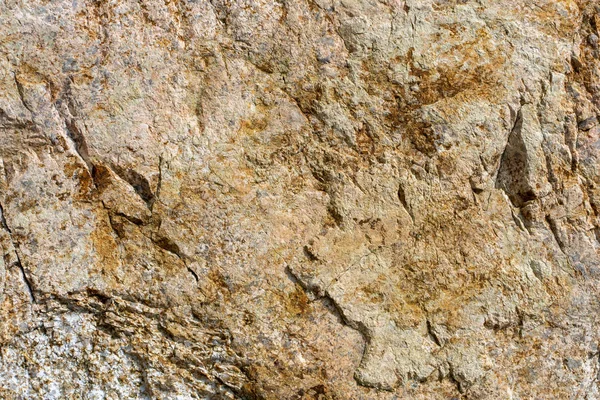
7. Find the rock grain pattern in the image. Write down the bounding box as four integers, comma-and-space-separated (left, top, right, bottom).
1, 0, 600, 398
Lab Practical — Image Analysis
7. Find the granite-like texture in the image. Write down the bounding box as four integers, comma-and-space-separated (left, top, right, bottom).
1, 0, 600, 398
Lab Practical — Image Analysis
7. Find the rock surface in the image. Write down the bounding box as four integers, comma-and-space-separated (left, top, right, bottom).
1, 0, 600, 398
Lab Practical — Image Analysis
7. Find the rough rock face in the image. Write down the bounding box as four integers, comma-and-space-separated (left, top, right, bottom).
1, 0, 600, 398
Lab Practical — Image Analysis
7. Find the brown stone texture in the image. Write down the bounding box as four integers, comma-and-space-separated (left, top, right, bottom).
1, 0, 600, 398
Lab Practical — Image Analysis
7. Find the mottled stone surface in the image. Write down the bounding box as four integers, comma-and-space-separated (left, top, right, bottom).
1, 0, 600, 398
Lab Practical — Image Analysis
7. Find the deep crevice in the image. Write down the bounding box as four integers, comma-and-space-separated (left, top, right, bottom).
14, 249, 36, 303
186, 267, 199, 283
545, 215, 567, 254
111, 165, 155, 209
149, 155, 163, 212
426, 320, 441, 347
495, 106, 526, 208
398, 183, 414, 223
153, 235, 182, 257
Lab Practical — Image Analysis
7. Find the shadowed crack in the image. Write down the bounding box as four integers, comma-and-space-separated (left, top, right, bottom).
56, 79, 96, 185
111, 165, 155, 209
64, 116, 94, 173
13, 73, 34, 115
545, 215, 567, 255
56, 82, 158, 211
285, 266, 368, 336
496, 105, 526, 208
285, 265, 370, 385
152, 235, 199, 283
426, 320, 441, 347
0, 201, 36, 303
398, 183, 414, 223
150, 155, 163, 212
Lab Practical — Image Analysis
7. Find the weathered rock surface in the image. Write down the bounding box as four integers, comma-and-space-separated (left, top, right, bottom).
1, 0, 600, 398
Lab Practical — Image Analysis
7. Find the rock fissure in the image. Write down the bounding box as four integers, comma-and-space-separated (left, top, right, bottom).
0, 201, 36, 303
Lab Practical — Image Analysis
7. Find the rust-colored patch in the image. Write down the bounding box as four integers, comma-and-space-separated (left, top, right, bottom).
432, 0, 470, 12
523, 1, 579, 38
286, 283, 310, 316
207, 268, 233, 297
368, 22, 509, 156
240, 116, 269, 134
90, 163, 116, 194
89, 211, 121, 281
64, 160, 94, 199
387, 299, 425, 330
355, 125, 374, 154
360, 281, 385, 305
